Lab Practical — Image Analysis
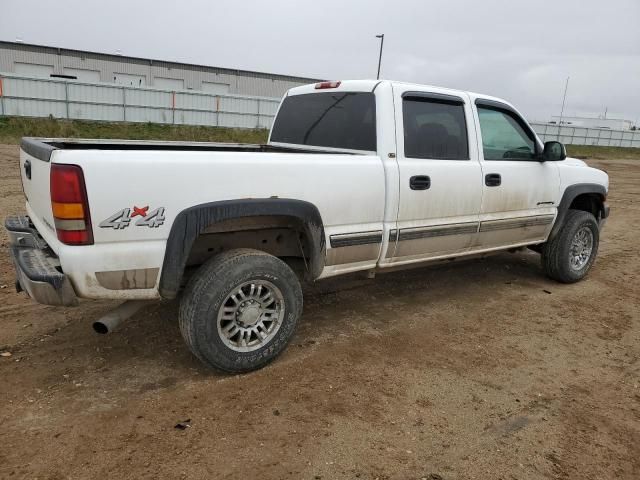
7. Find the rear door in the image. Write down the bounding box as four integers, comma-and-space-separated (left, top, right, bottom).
388, 86, 482, 264
472, 99, 560, 248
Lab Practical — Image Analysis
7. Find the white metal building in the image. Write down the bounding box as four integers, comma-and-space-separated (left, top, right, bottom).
549, 115, 634, 131
0, 41, 320, 97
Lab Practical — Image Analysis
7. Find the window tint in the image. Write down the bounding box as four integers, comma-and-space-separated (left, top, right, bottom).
403, 98, 469, 160
477, 107, 536, 160
270, 92, 376, 151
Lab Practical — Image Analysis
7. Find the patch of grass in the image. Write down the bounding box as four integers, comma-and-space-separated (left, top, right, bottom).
0, 116, 269, 145
566, 144, 640, 161
2, 116, 639, 160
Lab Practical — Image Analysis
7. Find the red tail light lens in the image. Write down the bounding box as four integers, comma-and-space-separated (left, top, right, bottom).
315, 81, 341, 89
56, 229, 92, 245
50, 164, 93, 245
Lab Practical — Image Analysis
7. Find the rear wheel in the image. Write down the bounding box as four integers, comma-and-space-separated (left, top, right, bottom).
541, 209, 599, 283
179, 249, 303, 373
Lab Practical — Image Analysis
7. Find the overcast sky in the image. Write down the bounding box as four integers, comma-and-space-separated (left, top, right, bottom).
1, 0, 639, 122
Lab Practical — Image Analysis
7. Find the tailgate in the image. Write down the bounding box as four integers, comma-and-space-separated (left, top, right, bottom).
19, 139, 57, 245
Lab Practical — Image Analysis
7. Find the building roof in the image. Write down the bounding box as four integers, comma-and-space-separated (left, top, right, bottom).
0, 40, 321, 83
551, 115, 632, 122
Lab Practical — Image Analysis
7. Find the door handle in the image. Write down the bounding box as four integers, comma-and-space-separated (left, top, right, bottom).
24, 159, 32, 180
410, 175, 431, 190
485, 173, 501, 187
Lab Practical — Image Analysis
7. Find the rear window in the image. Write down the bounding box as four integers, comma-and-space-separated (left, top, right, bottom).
270, 92, 376, 151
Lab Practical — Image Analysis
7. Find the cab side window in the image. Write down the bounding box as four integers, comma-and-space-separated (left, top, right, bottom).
477, 107, 536, 160
403, 97, 469, 160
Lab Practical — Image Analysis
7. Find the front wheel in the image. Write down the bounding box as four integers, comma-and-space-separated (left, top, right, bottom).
541, 209, 600, 283
179, 249, 303, 373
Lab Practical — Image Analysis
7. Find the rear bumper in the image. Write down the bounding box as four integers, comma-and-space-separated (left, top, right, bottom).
5, 215, 78, 306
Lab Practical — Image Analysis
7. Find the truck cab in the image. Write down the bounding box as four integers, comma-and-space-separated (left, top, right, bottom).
270, 80, 607, 274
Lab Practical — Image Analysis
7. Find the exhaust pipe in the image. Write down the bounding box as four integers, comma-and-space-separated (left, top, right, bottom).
92, 300, 150, 334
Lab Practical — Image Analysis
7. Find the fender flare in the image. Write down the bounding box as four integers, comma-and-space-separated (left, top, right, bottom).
158, 198, 326, 299
549, 183, 607, 241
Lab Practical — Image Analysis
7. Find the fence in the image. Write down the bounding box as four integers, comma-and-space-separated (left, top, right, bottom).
531, 122, 640, 148
0, 73, 280, 129
1, 73, 639, 148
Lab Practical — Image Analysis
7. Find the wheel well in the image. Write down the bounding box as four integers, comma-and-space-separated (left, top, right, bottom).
186, 215, 311, 271
159, 199, 326, 299
548, 184, 606, 242
569, 193, 604, 219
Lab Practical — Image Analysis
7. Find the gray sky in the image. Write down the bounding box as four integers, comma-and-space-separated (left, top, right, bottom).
2, 0, 639, 122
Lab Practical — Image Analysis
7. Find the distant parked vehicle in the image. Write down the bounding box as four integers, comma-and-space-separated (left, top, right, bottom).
6, 79, 609, 372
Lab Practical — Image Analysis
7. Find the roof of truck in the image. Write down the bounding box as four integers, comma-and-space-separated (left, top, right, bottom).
286, 79, 514, 110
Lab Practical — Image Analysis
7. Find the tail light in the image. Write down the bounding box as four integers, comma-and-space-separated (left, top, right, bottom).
315, 81, 341, 89
50, 164, 94, 245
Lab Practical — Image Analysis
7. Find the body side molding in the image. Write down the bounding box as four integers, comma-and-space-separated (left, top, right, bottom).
398, 222, 479, 241
158, 198, 325, 299
479, 215, 554, 233
329, 231, 383, 248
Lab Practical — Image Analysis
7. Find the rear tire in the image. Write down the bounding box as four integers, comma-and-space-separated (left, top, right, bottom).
541, 209, 599, 283
179, 249, 303, 373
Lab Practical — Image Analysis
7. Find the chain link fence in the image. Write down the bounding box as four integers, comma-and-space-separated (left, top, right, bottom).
531, 122, 640, 148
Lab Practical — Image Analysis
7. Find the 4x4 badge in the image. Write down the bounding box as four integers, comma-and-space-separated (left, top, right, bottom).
99, 206, 165, 229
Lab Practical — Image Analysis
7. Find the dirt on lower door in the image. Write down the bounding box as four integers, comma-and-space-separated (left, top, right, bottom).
0, 143, 639, 480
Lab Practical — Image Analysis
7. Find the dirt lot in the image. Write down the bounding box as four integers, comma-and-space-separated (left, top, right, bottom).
0, 143, 638, 480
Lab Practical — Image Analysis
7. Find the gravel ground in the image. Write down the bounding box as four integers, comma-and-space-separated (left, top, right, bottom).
0, 143, 638, 480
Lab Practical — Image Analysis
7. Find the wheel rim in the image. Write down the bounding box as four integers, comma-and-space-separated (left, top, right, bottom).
569, 226, 594, 271
216, 280, 285, 352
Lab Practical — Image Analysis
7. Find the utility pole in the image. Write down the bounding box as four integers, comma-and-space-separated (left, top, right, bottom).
557, 76, 570, 140
376, 34, 384, 80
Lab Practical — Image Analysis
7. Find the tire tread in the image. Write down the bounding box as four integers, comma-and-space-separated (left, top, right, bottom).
541, 209, 599, 283
179, 249, 302, 373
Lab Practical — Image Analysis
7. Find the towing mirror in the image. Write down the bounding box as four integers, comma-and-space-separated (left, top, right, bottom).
542, 141, 566, 161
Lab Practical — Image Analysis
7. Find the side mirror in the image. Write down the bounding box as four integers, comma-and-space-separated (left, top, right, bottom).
542, 141, 566, 161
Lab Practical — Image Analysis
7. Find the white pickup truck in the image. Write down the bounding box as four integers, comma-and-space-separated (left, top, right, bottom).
6, 79, 609, 373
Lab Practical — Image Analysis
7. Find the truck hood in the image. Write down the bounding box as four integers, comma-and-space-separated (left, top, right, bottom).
558, 156, 609, 192
563, 157, 588, 167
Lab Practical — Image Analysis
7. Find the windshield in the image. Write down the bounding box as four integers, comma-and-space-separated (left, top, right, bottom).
270, 92, 377, 151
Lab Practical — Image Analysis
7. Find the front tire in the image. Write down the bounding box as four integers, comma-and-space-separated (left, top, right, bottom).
179, 249, 303, 373
541, 209, 600, 283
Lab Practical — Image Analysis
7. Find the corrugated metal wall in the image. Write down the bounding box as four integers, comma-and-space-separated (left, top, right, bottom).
0, 41, 318, 98
0, 74, 280, 129
531, 123, 640, 148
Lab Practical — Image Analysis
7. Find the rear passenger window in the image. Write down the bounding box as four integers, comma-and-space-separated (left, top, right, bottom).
403, 97, 469, 160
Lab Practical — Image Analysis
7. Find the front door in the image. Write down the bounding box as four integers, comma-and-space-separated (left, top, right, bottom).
389, 87, 483, 264
473, 100, 561, 248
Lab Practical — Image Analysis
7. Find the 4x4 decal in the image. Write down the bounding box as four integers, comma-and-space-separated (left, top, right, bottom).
99, 206, 165, 229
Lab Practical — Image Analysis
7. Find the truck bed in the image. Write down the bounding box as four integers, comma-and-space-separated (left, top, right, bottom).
21, 137, 338, 162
